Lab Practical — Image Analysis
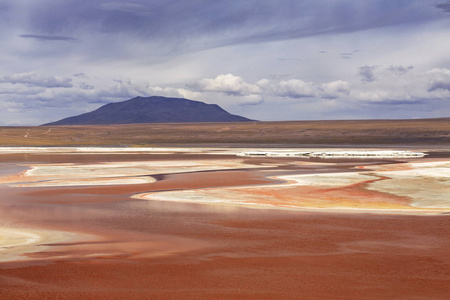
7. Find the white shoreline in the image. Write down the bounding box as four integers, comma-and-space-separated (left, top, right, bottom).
0, 146, 429, 157
0, 226, 83, 263
238, 150, 426, 158
3, 158, 271, 187
133, 192, 449, 215
134, 159, 450, 215
0, 228, 41, 249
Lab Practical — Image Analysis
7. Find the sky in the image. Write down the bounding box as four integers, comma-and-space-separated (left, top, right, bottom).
0, 0, 450, 125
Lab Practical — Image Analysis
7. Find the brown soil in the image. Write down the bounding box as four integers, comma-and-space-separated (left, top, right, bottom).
1, 118, 449, 146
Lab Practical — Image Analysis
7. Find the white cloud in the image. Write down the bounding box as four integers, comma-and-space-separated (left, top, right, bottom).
1, 66, 449, 125
257, 78, 350, 99
320, 80, 351, 98
0, 85, 44, 95
187, 68, 450, 110
0, 72, 73, 88
175, 88, 202, 100
188, 74, 261, 96
190, 75, 348, 100
272, 79, 316, 98
351, 66, 450, 102
426, 68, 450, 92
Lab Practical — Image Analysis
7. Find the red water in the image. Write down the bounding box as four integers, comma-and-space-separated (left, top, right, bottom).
0, 153, 449, 299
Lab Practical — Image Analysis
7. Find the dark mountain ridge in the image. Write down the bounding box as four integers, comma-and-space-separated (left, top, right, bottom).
43, 96, 253, 125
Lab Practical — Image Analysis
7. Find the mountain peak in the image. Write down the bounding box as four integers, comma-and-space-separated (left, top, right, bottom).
42, 96, 254, 125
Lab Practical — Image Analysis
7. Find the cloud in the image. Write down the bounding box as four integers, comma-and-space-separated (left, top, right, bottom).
189, 75, 352, 101
4, 0, 445, 60
320, 80, 351, 98
0, 72, 73, 88
341, 52, 353, 59
351, 66, 450, 103
73, 73, 88, 78
0, 0, 448, 125
436, 2, 450, 13
1, 66, 449, 125
259, 78, 351, 99
269, 79, 316, 98
189, 67, 450, 107
386, 65, 414, 74
79, 82, 94, 90
188, 74, 261, 96
189, 75, 323, 100
98, 2, 152, 16
0, 86, 44, 96
3, 67, 448, 111
19, 34, 78, 42
426, 68, 450, 92
358, 65, 378, 83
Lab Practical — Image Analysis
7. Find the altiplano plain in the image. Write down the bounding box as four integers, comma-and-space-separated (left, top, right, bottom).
0, 121, 449, 299
1, 118, 449, 146
3, 0, 450, 298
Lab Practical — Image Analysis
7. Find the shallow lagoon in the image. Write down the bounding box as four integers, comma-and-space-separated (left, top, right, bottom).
1, 147, 449, 299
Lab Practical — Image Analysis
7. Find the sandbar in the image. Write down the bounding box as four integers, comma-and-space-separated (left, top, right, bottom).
135, 157, 450, 214
0, 226, 81, 263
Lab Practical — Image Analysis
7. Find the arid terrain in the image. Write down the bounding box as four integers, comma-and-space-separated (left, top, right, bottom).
0, 120, 449, 299
0, 118, 449, 146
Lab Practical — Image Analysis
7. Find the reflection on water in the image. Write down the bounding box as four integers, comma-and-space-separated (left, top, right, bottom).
0, 178, 284, 266
0, 164, 28, 178
0, 153, 235, 164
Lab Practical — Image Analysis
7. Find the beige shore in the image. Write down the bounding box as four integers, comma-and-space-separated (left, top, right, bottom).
1, 158, 271, 187
0, 227, 81, 263
135, 158, 450, 214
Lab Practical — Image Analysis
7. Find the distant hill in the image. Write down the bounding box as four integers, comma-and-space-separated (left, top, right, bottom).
42, 96, 253, 125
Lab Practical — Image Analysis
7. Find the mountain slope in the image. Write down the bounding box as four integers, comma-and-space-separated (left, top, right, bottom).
43, 96, 253, 125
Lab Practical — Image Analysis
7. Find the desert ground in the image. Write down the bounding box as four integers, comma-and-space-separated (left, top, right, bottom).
0, 118, 449, 146
0, 121, 449, 299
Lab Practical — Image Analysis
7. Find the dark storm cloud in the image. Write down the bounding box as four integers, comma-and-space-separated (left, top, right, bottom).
7, 0, 446, 55
436, 2, 450, 13
367, 99, 426, 106
19, 34, 78, 42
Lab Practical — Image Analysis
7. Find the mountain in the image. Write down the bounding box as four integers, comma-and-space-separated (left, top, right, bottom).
42, 96, 253, 125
